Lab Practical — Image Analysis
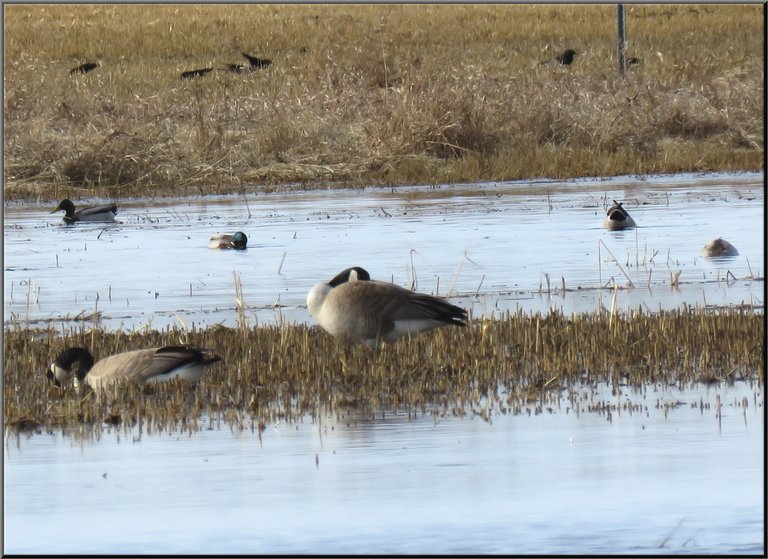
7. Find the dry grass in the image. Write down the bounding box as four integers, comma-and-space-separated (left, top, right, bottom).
3, 4, 764, 201
3, 308, 764, 433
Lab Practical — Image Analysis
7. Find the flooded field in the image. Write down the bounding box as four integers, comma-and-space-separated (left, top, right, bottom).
4, 381, 764, 555
3, 172, 765, 555
3, 172, 764, 331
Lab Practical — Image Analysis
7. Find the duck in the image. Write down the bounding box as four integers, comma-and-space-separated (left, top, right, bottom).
47, 346, 222, 391
52, 198, 118, 224
209, 231, 248, 250
307, 266, 468, 347
603, 199, 637, 230
701, 238, 738, 257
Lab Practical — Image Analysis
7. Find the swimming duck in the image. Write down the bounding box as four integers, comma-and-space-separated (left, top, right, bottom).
603, 200, 637, 230
307, 266, 467, 347
209, 232, 248, 250
52, 198, 118, 224
47, 346, 221, 391
701, 238, 738, 257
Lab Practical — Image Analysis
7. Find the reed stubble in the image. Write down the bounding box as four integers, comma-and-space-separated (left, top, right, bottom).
3, 308, 763, 433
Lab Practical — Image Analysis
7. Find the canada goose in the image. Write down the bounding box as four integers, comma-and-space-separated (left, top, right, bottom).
47, 346, 221, 391
541, 49, 577, 65
69, 62, 98, 75
701, 238, 738, 257
242, 52, 272, 69
603, 200, 637, 230
307, 266, 467, 346
209, 231, 248, 250
181, 68, 213, 79
52, 198, 118, 224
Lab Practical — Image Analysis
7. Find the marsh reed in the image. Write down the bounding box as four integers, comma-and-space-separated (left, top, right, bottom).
3, 307, 763, 434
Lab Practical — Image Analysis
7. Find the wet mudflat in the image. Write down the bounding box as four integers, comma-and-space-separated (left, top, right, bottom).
3, 172, 764, 331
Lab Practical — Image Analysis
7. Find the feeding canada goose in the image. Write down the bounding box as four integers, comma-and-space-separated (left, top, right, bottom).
47, 346, 221, 391
307, 266, 468, 347
209, 231, 248, 250
701, 238, 738, 257
242, 52, 272, 69
603, 200, 637, 230
52, 198, 118, 224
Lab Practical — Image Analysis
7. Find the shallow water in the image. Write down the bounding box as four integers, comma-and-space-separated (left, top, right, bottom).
3, 172, 764, 331
4, 381, 763, 555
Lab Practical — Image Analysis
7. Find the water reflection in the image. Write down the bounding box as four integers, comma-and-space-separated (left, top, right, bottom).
4, 172, 764, 331
4, 381, 764, 555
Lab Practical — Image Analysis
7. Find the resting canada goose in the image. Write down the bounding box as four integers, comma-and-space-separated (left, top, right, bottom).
52, 198, 118, 224
242, 52, 272, 69
701, 238, 738, 257
603, 200, 637, 230
307, 266, 467, 346
47, 346, 221, 391
209, 231, 248, 250
69, 62, 98, 75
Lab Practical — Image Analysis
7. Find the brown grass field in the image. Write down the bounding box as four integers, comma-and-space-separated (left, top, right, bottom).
3, 4, 764, 201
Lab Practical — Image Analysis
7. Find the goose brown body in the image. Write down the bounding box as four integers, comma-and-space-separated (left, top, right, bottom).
307, 267, 467, 346
48, 346, 221, 391
701, 238, 738, 257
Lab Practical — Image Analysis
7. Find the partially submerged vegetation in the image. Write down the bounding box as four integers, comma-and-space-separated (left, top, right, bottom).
3, 4, 763, 201
4, 309, 763, 434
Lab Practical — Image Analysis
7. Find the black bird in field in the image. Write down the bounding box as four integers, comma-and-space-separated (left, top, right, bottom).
541, 49, 577, 66
181, 67, 213, 80
241, 52, 272, 69
627, 57, 641, 66
224, 63, 248, 74
69, 62, 98, 75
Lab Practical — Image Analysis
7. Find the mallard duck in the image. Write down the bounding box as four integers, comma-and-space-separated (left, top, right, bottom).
603, 199, 637, 230
47, 346, 221, 391
307, 266, 467, 347
209, 232, 248, 250
701, 238, 738, 257
52, 198, 118, 224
